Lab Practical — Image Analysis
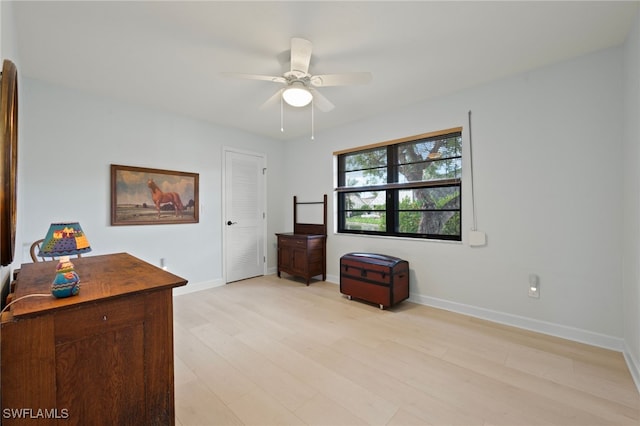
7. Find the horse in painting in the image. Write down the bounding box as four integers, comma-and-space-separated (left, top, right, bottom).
147, 179, 184, 218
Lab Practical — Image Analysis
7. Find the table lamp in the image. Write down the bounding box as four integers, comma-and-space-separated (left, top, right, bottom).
38, 222, 92, 298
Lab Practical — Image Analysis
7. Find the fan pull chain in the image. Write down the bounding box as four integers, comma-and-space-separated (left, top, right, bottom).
280, 94, 284, 132
311, 99, 315, 140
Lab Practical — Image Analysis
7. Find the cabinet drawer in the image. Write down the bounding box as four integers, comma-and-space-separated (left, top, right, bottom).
278, 237, 307, 248
54, 296, 146, 344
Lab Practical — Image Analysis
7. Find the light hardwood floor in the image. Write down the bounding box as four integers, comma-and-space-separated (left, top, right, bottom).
173, 275, 640, 425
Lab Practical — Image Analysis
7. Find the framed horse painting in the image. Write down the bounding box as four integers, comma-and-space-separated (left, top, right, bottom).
111, 164, 199, 225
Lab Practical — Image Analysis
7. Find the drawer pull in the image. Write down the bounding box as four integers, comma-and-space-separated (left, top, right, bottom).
103, 315, 108, 321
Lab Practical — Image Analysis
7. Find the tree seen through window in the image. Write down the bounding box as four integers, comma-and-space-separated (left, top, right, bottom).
336, 128, 462, 240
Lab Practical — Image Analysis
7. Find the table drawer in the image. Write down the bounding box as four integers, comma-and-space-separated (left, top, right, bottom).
54, 296, 146, 344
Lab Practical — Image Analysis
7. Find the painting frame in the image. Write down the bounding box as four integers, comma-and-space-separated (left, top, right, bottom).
0, 60, 18, 266
111, 164, 199, 226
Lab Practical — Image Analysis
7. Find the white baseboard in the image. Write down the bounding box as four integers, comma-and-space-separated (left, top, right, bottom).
172, 278, 225, 296
173, 274, 628, 353
170, 274, 638, 393
263, 269, 340, 284
326, 274, 339, 284
281, 275, 627, 353
623, 342, 640, 393
409, 293, 625, 352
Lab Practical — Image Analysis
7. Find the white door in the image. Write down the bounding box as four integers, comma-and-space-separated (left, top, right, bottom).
224, 149, 266, 283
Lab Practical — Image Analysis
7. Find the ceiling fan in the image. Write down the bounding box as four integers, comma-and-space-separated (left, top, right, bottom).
222, 38, 372, 112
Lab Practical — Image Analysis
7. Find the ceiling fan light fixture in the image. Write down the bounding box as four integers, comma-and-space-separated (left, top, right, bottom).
282, 83, 312, 107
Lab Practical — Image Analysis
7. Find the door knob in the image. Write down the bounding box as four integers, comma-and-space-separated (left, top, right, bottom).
227, 220, 237, 226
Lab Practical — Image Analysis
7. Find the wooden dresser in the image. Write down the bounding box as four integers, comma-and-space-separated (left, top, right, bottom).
0, 252, 187, 425
276, 195, 327, 285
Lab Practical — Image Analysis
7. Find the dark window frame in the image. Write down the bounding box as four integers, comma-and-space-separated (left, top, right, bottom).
335, 128, 463, 241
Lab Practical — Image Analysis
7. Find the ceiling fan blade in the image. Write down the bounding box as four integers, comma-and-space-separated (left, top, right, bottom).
310, 72, 372, 87
259, 88, 284, 110
290, 38, 312, 75
220, 72, 286, 84
310, 88, 334, 112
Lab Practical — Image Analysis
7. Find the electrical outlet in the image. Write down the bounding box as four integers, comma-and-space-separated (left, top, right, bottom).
528, 273, 539, 298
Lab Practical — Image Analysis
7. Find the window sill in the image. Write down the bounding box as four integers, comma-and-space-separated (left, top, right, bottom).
332, 232, 463, 245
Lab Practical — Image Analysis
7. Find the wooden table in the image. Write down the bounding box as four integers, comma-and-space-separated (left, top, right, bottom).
1, 252, 187, 425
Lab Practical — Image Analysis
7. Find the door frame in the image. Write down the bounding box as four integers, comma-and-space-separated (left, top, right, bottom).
222, 146, 267, 283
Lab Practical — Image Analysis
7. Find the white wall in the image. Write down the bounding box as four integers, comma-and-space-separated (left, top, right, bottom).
285, 46, 626, 349
623, 8, 640, 389
17, 78, 286, 290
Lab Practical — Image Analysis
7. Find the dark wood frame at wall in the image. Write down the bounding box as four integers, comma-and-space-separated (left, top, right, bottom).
0, 59, 18, 266
111, 164, 199, 226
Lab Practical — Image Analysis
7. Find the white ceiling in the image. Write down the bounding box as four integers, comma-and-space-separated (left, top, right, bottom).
11, 1, 639, 141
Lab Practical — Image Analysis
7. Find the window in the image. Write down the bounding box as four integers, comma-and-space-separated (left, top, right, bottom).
335, 127, 462, 240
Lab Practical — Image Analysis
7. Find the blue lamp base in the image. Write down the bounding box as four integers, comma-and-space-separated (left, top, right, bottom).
51, 256, 81, 298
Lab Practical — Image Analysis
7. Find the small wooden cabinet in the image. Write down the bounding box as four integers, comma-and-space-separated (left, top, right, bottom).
276, 195, 327, 285
276, 233, 326, 284
0, 253, 187, 425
